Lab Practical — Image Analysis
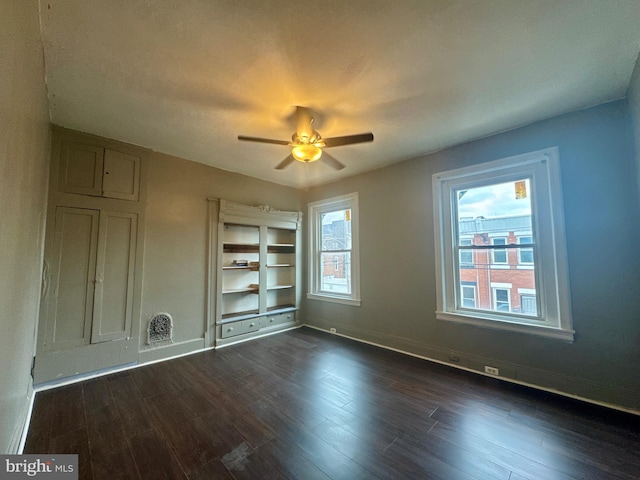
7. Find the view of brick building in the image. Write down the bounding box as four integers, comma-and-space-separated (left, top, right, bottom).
458, 214, 536, 315
321, 214, 351, 293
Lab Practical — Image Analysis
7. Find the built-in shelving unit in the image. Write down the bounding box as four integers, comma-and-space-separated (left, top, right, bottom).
214, 200, 301, 345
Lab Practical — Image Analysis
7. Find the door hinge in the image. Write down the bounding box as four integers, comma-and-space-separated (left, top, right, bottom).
31, 356, 36, 378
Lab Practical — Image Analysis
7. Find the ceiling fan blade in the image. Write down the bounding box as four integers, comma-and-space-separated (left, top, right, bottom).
275, 154, 295, 170
321, 151, 345, 170
238, 135, 290, 146
323, 132, 374, 148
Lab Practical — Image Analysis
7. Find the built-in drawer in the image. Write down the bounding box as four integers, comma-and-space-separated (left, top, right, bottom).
220, 318, 261, 338
265, 311, 295, 328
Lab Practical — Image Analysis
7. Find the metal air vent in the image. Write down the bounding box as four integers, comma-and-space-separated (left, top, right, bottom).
147, 313, 173, 345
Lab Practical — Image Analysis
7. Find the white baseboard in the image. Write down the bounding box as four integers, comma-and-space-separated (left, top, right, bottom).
10, 382, 35, 454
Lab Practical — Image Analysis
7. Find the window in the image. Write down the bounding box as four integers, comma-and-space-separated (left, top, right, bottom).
491, 237, 507, 264
518, 236, 534, 264
493, 288, 511, 311
460, 284, 476, 308
521, 294, 537, 315
308, 193, 360, 306
432, 147, 573, 340
459, 238, 473, 266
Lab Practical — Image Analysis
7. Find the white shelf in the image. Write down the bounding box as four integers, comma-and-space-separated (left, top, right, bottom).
222, 287, 258, 294
215, 200, 301, 344
267, 284, 294, 290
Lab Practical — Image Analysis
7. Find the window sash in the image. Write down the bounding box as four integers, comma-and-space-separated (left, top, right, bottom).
433, 147, 573, 340
308, 193, 360, 306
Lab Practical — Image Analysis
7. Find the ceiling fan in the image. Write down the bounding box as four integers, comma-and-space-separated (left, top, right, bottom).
238, 106, 374, 170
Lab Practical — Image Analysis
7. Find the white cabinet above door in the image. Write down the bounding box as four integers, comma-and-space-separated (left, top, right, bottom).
58, 141, 141, 201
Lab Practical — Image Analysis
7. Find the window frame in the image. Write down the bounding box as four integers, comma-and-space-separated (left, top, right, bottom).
307, 192, 361, 306
432, 147, 574, 341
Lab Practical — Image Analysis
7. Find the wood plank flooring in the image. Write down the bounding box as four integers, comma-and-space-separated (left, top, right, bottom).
24, 327, 640, 479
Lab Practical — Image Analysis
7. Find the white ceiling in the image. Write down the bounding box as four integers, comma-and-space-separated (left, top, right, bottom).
38, 0, 640, 189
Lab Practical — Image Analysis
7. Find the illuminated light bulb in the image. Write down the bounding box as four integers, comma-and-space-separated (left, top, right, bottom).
292, 144, 322, 162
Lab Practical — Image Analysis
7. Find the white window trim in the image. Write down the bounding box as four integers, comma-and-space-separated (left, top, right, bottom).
432, 147, 574, 341
307, 192, 361, 306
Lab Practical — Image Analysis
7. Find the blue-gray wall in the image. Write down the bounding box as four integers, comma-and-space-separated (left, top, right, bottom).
302, 99, 640, 411
628, 52, 640, 206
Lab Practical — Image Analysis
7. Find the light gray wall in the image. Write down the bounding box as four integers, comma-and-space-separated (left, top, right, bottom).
0, 0, 51, 452
41, 128, 302, 365
139, 150, 303, 352
302, 100, 640, 411
628, 52, 640, 206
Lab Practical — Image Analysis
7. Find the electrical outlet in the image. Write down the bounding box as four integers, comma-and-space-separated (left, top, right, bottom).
329, 327, 336, 334
484, 366, 499, 376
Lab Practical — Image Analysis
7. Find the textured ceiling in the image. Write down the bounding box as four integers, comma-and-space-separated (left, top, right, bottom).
39, 0, 640, 188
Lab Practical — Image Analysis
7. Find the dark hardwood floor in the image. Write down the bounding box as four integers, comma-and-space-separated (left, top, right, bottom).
25, 327, 640, 480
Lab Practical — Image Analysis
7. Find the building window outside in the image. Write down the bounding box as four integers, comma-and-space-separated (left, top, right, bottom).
492, 237, 507, 264
519, 235, 534, 264
494, 288, 511, 311
308, 193, 361, 306
460, 238, 473, 266
461, 284, 476, 308
521, 294, 537, 315
432, 147, 573, 340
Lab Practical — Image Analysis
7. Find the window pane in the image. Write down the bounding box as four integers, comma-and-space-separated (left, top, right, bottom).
455, 178, 538, 317
456, 179, 532, 222
321, 209, 351, 251
320, 252, 351, 294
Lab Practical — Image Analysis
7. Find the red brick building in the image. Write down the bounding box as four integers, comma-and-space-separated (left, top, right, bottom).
458, 215, 536, 315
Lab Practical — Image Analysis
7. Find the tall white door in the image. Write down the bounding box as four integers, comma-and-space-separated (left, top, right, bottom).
37, 206, 138, 382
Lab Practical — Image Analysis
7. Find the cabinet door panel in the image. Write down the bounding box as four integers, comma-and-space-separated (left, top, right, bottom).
92, 211, 137, 343
45, 207, 99, 350
103, 150, 140, 200
58, 142, 104, 196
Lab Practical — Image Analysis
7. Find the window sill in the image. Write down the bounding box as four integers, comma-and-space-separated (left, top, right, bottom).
307, 292, 361, 307
436, 311, 574, 341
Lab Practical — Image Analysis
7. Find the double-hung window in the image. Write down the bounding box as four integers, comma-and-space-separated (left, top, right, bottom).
308, 193, 361, 306
432, 147, 573, 340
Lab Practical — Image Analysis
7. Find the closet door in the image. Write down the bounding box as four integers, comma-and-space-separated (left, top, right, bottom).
58, 142, 104, 197
91, 211, 137, 343
44, 207, 99, 351
102, 149, 141, 201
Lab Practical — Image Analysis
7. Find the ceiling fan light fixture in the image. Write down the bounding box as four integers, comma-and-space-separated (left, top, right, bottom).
292, 144, 322, 162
